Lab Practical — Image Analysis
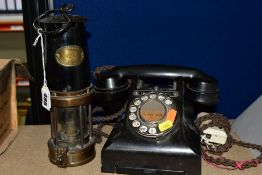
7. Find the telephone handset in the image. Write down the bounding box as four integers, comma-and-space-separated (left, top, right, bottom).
94, 64, 219, 175
94, 64, 218, 114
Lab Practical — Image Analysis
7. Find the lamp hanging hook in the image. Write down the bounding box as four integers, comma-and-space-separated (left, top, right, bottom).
32, 3, 74, 35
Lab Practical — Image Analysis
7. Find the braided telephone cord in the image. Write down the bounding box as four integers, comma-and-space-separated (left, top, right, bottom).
194, 113, 232, 154
91, 105, 127, 143
92, 104, 127, 123
91, 65, 120, 143
195, 113, 262, 170
93, 65, 115, 78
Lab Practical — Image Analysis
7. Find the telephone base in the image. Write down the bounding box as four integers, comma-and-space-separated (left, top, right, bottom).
101, 123, 201, 175
103, 166, 187, 175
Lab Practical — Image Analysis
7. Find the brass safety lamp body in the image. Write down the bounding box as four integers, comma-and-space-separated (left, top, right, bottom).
34, 4, 96, 167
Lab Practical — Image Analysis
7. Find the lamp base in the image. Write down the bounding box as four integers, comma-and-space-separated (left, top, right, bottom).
48, 137, 96, 167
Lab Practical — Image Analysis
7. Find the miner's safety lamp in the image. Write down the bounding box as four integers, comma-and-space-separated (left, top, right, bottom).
33, 4, 96, 167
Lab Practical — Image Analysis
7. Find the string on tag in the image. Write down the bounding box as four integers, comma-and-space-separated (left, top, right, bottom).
33, 28, 47, 85
33, 28, 51, 111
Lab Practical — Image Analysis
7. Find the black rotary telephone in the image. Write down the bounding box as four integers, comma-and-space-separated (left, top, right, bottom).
94, 64, 219, 175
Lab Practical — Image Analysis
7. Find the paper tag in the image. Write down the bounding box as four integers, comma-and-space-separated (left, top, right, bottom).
158, 120, 173, 132
41, 85, 51, 111
34, 29, 51, 111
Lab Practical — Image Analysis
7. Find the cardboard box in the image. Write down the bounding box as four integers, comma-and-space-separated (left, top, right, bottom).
0, 59, 31, 154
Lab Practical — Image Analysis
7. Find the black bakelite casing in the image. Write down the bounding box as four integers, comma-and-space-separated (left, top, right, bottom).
185, 79, 219, 115
93, 77, 130, 114
94, 65, 219, 175
101, 80, 202, 175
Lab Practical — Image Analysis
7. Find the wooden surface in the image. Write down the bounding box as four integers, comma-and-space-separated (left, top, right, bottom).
0, 125, 261, 175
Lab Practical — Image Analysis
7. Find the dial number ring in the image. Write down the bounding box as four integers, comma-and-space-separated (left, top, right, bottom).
128, 92, 176, 138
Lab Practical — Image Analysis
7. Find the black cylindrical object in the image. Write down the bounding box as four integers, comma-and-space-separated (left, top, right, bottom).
33, 4, 96, 167
39, 15, 90, 92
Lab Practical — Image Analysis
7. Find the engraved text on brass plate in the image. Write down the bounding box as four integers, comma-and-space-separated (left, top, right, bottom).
55, 45, 84, 67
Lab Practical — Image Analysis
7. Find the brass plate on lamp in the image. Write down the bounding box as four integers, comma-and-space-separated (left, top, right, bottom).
55, 45, 84, 67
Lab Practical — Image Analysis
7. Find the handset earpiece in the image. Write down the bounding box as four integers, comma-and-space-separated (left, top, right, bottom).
185, 78, 219, 114
93, 76, 130, 114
